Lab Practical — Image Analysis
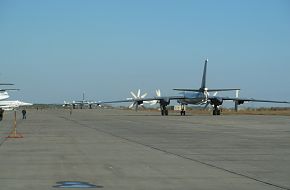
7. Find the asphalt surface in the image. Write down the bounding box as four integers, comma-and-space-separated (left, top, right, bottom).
0, 108, 289, 190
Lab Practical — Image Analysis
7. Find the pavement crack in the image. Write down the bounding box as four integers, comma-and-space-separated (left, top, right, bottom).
59, 115, 290, 190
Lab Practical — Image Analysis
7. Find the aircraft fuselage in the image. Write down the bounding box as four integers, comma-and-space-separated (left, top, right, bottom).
177, 92, 207, 105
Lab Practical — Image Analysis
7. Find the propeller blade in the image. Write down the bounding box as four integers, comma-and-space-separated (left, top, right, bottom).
156, 89, 161, 97
129, 102, 135, 109
204, 101, 210, 109
236, 90, 239, 98
141, 93, 147, 98
213, 92, 218, 96
130, 91, 137, 99
137, 89, 141, 98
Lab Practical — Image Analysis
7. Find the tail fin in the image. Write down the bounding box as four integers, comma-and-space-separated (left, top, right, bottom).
173, 59, 208, 92
200, 59, 208, 90
173, 58, 240, 93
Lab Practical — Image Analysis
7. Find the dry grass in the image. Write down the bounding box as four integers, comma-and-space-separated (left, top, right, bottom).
221, 109, 290, 116
142, 108, 290, 116
183, 108, 290, 116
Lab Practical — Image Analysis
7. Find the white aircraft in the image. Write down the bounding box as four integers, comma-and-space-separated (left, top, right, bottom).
0, 91, 9, 100
0, 84, 32, 111
0, 100, 33, 111
0, 88, 20, 100
0, 83, 16, 100
99, 59, 290, 116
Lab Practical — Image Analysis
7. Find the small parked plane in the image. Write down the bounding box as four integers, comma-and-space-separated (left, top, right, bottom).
99, 59, 290, 116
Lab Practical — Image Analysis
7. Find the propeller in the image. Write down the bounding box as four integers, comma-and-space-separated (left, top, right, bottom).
235, 90, 239, 98
129, 89, 147, 99
147, 89, 161, 105
234, 90, 240, 111
204, 91, 218, 109
128, 89, 148, 110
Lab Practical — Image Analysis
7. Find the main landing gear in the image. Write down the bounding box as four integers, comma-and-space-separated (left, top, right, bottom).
160, 105, 168, 116
180, 104, 186, 116
212, 105, 221, 115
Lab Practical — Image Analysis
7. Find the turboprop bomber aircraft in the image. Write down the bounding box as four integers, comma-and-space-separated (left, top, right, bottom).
63, 92, 98, 109
99, 59, 290, 116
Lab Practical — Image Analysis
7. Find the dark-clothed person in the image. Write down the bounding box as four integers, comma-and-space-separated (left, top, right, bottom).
0, 108, 4, 121
22, 109, 27, 119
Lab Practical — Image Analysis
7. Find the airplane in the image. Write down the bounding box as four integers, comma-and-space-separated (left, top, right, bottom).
63, 92, 98, 109
0, 83, 15, 100
0, 100, 33, 111
99, 59, 290, 116
0, 84, 32, 111
0, 89, 20, 100
0, 91, 10, 100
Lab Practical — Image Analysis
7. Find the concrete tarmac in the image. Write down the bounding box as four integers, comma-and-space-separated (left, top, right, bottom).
0, 108, 289, 190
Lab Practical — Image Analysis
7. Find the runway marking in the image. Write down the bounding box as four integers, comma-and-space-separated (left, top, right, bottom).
59, 116, 290, 190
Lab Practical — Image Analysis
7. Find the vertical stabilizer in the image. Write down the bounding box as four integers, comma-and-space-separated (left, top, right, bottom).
200, 59, 208, 90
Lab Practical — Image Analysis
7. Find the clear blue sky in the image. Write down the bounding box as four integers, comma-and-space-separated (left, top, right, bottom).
0, 0, 290, 106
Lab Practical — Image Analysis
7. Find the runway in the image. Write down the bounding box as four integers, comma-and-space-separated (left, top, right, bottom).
0, 108, 290, 190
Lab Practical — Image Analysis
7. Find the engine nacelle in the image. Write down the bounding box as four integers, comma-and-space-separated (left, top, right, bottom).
236, 100, 245, 105
136, 100, 143, 105
160, 98, 170, 106
210, 98, 223, 106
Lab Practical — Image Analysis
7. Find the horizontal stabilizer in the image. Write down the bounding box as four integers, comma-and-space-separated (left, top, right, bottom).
173, 89, 201, 92
173, 88, 240, 92
206, 88, 240, 92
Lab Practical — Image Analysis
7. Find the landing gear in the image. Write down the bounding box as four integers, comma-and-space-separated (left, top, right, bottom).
180, 110, 186, 116
160, 105, 168, 116
213, 105, 221, 115
180, 104, 186, 116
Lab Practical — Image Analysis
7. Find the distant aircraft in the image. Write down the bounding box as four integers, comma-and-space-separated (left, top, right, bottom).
63, 92, 98, 109
99, 59, 290, 116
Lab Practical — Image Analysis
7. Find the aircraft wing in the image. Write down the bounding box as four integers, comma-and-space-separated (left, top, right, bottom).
99, 95, 187, 104
208, 96, 290, 105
